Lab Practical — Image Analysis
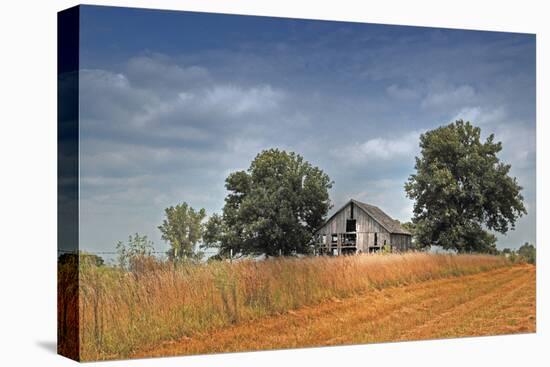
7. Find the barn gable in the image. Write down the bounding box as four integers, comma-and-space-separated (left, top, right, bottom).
314, 199, 412, 254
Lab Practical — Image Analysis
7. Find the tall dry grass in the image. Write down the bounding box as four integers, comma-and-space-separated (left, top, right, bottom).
58, 259, 79, 360
77, 253, 510, 360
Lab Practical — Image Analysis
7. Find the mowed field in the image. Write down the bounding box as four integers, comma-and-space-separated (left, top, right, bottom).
133, 264, 536, 358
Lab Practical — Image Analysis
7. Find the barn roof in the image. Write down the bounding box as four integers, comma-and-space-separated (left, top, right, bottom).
316, 199, 411, 236
352, 200, 411, 235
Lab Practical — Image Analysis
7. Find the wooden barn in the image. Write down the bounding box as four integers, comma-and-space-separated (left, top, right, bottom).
314, 199, 412, 255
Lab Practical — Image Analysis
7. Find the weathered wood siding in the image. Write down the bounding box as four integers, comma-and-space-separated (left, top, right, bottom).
316, 202, 393, 251
316, 203, 352, 237
390, 234, 412, 251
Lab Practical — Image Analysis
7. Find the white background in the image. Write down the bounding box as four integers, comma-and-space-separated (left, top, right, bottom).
0, 0, 547, 366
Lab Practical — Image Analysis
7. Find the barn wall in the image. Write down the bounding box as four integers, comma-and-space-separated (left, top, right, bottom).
357, 232, 365, 251
315, 203, 386, 233
317, 202, 393, 251
390, 234, 412, 251
316, 202, 412, 252
356, 206, 385, 234
317, 204, 351, 236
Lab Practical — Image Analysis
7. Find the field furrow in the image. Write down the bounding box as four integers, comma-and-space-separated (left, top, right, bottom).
133, 264, 535, 358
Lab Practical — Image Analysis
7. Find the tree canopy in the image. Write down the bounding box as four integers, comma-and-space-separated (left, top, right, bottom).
158, 203, 206, 260
116, 233, 154, 270
518, 242, 536, 264
204, 149, 333, 257
405, 120, 526, 253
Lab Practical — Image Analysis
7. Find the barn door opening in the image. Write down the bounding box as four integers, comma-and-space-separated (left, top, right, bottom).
346, 219, 356, 232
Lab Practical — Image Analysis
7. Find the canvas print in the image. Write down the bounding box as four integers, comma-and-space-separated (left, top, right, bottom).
58, 5, 536, 362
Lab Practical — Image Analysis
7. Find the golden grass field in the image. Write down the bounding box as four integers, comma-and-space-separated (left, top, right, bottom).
61, 253, 535, 361
134, 264, 535, 358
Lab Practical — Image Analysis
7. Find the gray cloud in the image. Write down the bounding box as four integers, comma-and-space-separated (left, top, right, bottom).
386, 84, 420, 101
78, 27, 535, 255
331, 130, 423, 164
421, 84, 476, 110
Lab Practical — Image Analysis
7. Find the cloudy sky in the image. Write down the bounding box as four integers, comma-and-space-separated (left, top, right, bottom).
77, 5, 536, 256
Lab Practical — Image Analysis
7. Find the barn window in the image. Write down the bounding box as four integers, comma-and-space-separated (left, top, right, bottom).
346, 219, 356, 232
343, 233, 356, 245
321, 234, 327, 244
374, 233, 378, 246
331, 234, 338, 244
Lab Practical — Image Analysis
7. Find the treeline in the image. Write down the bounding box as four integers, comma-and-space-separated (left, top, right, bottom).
498, 242, 536, 264
114, 148, 332, 267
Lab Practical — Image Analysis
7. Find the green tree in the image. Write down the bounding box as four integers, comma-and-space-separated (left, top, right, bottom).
116, 233, 154, 270
202, 213, 225, 249
401, 221, 423, 250
158, 202, 206, 260
500, 248, 513, 255
401, 221, 415, 234
405, 120, 526, 253
210, 148, 333, 257
518, 242, 536, 264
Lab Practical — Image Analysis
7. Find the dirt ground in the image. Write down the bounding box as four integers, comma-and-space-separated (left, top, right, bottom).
133, 264, 536, 358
